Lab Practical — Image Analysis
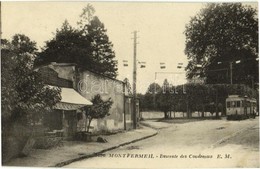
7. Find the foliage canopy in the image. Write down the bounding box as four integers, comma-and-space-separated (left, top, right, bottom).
35, 4, 118, 78
84, 94, 113, 132
139, 80, 258, 118
185, 3, 258, 87
1, 34, 61, 127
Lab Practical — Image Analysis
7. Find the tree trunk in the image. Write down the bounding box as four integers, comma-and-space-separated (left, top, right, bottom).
84, 116, 88, 131
201, 105, 205, 118
164, 111, 168, 119
186, 103, 189, 118
215, 105, 219, 118
221, 105, 224, 117
87, 118, 92, 133
215, 90, 219, 118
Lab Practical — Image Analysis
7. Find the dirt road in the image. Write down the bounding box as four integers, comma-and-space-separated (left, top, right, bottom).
65, 118, 259, 168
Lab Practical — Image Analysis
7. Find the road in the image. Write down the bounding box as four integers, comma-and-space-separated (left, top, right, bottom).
65, 118, 259, 168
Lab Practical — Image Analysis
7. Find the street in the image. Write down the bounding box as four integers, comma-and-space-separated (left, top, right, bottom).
65, 118, 259, 168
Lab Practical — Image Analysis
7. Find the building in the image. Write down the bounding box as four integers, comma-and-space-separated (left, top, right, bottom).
36, 62, 136, 138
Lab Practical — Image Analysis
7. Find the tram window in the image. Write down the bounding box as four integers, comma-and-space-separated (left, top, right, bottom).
237, 101, 241, 107
246, 101, 250, 107
227, 101, 230, 108
232, 101, 236, 107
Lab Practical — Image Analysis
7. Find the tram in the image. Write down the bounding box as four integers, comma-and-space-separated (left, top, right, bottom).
226, 95, 257, 120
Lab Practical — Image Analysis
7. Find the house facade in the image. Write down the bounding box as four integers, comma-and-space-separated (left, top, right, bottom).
36, 62, 136, 137
77, 69, 127, 132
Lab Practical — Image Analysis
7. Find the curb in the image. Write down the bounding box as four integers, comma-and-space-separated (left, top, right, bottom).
139, 122, 160, 130
140, 121, 171, 130
52, 128, 158, 167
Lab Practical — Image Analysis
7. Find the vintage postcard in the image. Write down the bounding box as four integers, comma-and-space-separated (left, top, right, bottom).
1, 1, 259, 168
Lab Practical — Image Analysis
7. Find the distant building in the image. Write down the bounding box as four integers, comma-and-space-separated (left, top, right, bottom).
35, 62, 136, 138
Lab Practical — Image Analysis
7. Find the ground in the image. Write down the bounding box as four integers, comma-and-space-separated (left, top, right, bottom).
65, 117, 259, 168
4, 126, 156, 167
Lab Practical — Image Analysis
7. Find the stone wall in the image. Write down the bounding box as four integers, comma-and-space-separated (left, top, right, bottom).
2, 123, 32, 163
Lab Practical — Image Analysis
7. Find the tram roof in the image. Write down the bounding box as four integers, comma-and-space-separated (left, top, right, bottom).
226, 95, 257, 102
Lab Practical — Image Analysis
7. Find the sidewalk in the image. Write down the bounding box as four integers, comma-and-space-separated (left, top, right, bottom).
4, 126, 157, 167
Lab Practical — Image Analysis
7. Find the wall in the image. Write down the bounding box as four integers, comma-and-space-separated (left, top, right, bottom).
78, 70, 126, 132
50, 65, 76, 86
124, 97, 133, 130
38, 67, 73, 88
2, 123, 31, 163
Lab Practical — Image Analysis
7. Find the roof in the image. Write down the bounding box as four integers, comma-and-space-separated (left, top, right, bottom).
35, 62, 125, 84
34, 62, 77, 70
54, 87, 92, 110
78, 67, 125, 85
226, 95, 257, 102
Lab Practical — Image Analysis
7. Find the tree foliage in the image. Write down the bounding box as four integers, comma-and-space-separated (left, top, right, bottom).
79, 10, 118, 78
139, 83, 161, 111
123, 78, 132, 95
85, 94, 113, 132
78, 4, 96, 30
157, 79, 173, 118
1, 34, 61, 127
185, 3, 258, 87
139, 81, 258, 118
35, 20, 93, 68
35, 4, 118, 78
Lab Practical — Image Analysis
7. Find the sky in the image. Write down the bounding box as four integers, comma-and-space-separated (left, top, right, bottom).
1, 1, 258, 94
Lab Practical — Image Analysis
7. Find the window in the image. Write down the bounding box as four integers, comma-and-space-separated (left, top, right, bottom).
246, 101, 250, 107
227, 101, 231, 108
232, 101, 236, 107
236, 101, 241, 107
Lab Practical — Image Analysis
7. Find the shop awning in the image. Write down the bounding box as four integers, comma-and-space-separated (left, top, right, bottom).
53, 87, 92, 111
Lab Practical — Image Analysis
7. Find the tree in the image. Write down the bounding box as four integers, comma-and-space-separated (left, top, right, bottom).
78, 4, 95, 30
2, 34, 61, 161
84, 94, 113, 132
185, 3, 258, 87
80, 14, 118, 78
174, 85, 188, 116
157, 79, 173, 118
1, 40, 18, 126
1, 34, 61, 127
36, 4, 118, 78
35, 20, 93, 68
138, 83, 162, 111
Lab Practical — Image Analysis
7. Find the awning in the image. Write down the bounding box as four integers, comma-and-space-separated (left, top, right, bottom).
54, 87, 92, 111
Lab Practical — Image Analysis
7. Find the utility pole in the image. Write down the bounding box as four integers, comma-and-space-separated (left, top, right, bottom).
230, 62, 233, 85
132, 31, 138, 129
0, 2, 2, 40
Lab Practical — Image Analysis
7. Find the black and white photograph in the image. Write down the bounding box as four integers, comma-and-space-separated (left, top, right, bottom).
0, 1, 259, 168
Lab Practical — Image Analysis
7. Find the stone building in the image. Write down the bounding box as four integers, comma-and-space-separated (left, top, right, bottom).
36, 62, 136, 137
